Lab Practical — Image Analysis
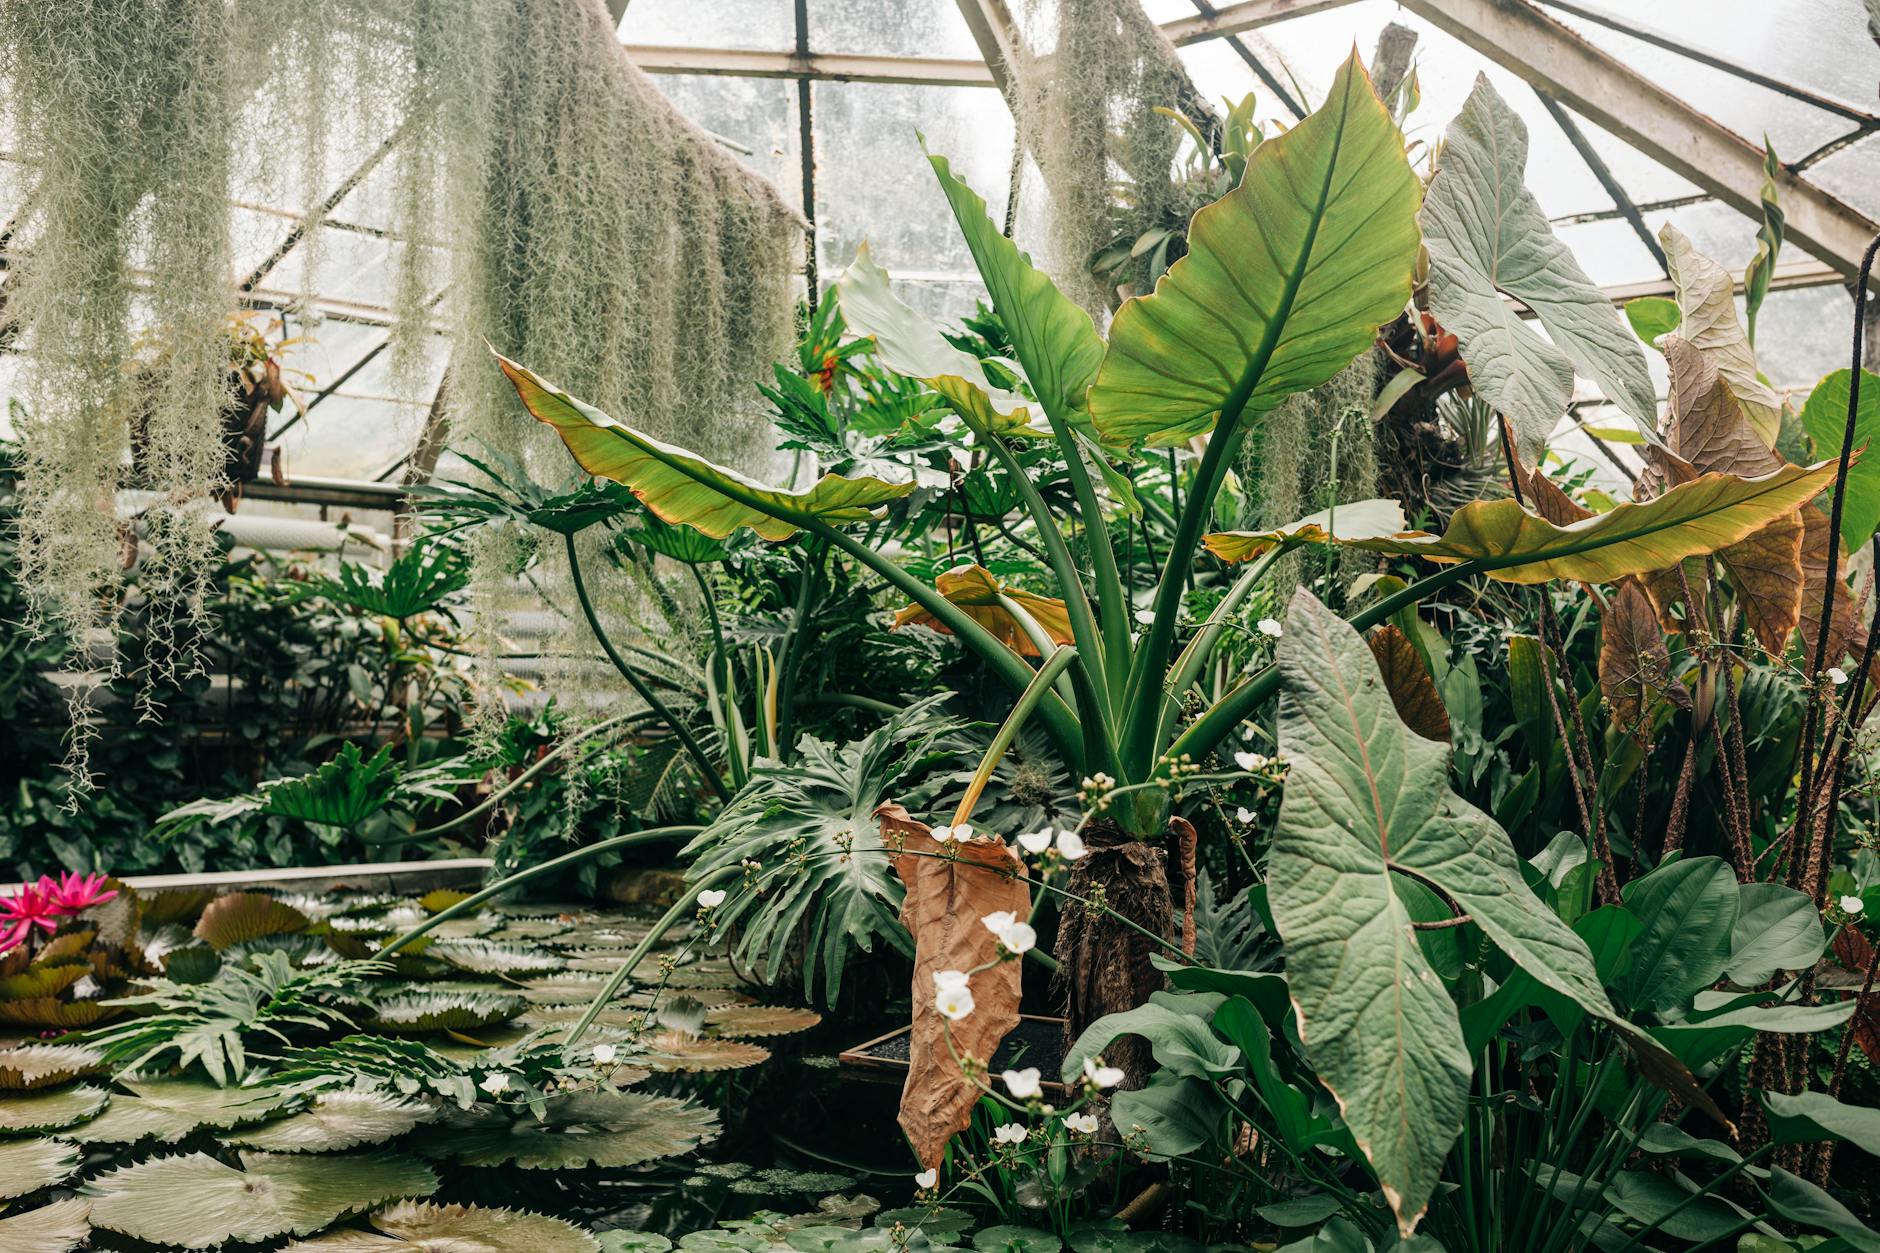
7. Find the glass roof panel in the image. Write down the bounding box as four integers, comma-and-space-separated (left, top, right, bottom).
807, 0, 984, 58
623, 0, 796, 50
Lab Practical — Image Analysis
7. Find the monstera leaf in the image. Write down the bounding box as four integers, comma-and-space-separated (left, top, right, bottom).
0, 1198, 90, 1253
0, 1084, 107, 1134
1421, 75, 1657, 454
301, 540, 469, 618
498, 355, 914, 542
413, 1090, 718, 1169
891, 564, 1075, 657
0, 1137, 80, 1199
1801, 367, 1880, 551
76, 1078, 292, 1144
222, 1090, 441, 1153
1089, 52, 1421, 447
0, 1044, 104, 1091
280, 1201, 601, 1253
1271, 588, 1692, 1236
1662, 224, 1783, 446
83, 1150, 438, 1247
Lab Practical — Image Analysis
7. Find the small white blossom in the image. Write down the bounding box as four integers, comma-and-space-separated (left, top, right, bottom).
932, 969, 971, 993
1235, 806, 1255, 824
592, 1044, 617, 1065
1001, 922, 1037, 955
1842, 894, 1866, 916
1258, 618, 1284, 638
1066, 1112, 1099, 1135
1830, 667, 1850, 686
479, 1072, 512, 1095
1083, 1056, 1125, 1089
1056, 829, 1088, 861
696, 888, 727, 908
1134, 609, 1155, 626
992, 1122, 1028, 1145
914, 1168, 938, 1190
1234, 750, 1268, 772
982, 910, 1018, 936
1240, 724, 1257, 741
1002, 1067, 1043, 1099
936, 981, 976, 1020
930, 825, 956, 843
1016, 829, 1054, 855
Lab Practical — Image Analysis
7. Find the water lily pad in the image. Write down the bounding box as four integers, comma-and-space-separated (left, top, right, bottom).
280, 1200, 600, 1251
142, 887, 216, 926
413, 1090, 717, 1169
194, 892, 311, 951
429, 938, 564, 976
489, 917, 574, 942
368, 990, 526, 1035
84, 1149, 439, 1248
0, 1196, 90, 1252
972, 1227, 1062, 1253
551, 929, 653, 951
0, 1084, 107, 1134
663, 962, 746, 989
76, 1078, 291, 1143
634, 1032, 770, 1073
705, 1006, 822, 1039
726, 1168, 856, 1197
417, 889, 476, 915
598, 1233, 674, 1253
521, 1005, 653, 1032
519, 973, 634, 1005
223, 1090, 441, 1152
0, 1138, 80, 1199
0, 1046, 104, 1091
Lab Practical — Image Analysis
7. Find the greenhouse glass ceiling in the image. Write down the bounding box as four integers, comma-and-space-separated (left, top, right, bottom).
0, 0, 1875, 489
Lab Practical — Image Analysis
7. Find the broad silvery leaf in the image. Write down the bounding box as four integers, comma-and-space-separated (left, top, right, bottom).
1662, 223, 1783, 446
1272, 588, 1666, 1235
1422, 75, 1657, 454
1089, 51, 1420, 447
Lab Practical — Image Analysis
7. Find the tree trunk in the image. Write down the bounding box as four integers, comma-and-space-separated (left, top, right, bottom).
1052, 819, 1172, 1087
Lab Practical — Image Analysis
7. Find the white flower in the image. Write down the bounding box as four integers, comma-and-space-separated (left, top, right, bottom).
592, 1044, 617, 1065
1258, 618, 1283, 638
914, 1168, 938, 1190
981, 910, 1018, 936
1066, 1112, 1099, 1135
932, 969, 971, 993
1056, 829, 1088, 861
1016, 829, 1053, 855
1134, 608, 1155, 626
1235, 807, 1254, 824
936, 981, 976, 1020
1234, 751, 1260, 772
932, 822, 974, 844
479, 1072, 512, 1095
1002, 1067, 1043, 1099
1842, 894, 1866, 915
998, 922, 1037, 955
1240, 724, 1256, 741
1082, 1056, 1125, 1089
697, 888, 727, 908
930, 825, 956, 843
1830, 667, 1850, 686
992, 1122, 1028, 1145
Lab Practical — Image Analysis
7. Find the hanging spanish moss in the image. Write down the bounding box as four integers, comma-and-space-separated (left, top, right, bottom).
0, 0, 246, 786
1007, 0, 1196, 319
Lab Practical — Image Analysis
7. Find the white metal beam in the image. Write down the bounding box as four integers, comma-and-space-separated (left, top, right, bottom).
949, 0, 1023, 96
626, 44, 996, 87
1399, 0, 1880, 290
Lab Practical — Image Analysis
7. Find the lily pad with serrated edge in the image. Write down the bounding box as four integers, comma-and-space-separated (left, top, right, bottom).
280, 1200, 601, 1252
222, 1090, 440, 1152
194, 892, 311, 951
519, 973, 633, 1005
0, 1045, 104, 1091
429, 937, 565, 976
75, 1077, 291, 1144
488, 917, 574, 942
0, 1196, 90, 1253
520, 1004, 653, 1032
412, 1090, 717, 1169
549, 928, 652, 951
368, 990, 526, 1035
0, 1084, 107, 1134
663, 962, 745, 989
704, 1006, 822, 1038
0, 1137, 80, 1199
598, 1233, 674, 1253
632, 1031, 770, 1073
83, 1149, 438, 1248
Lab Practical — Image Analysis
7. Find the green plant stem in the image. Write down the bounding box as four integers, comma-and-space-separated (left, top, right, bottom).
378, 823, 702, 955
1154, 541, 1292, 752
953, 646, 1078, 827
774, 542, 822, 755
564, 532, 730, 802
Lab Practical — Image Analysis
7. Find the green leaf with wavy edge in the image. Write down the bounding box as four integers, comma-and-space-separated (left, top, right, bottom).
1763, 1167, 1880, 1252
1271, 587, 1694, 1236
497, 355, 913, 542
367, 990, 526, 1035
1330, 460, 1840, 585
0, 1084, 107, 1134
923, 147, 1106, 432
0, 1197, 90, 1253
1088, 51, 1421, 448
222, 1090, 441, 1153
75, 1078, 292, 1144
1764, 1089, 1880, 1156
0, 1137, 80, 1199
1421, 75, 1657, 453
412, 1090, 718, 1169
0, 1044, 105, 1091
1728, 882, 1826, 989
1619, 856, 1739, 1013
1201, 498, 1408, 563
280, 1201, 601, 1252
83, 1150, 438, 1248
1801, 367, 1880, 551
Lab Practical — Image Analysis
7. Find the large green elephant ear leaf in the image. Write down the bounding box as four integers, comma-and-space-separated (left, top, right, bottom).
923, 147, 1106, 432
1422, 75, 1658, 456
497, 355, 914, 541
1088, 51, 1421, 448
1340, 459, 1839, 584
1272, 588, 1693, 1236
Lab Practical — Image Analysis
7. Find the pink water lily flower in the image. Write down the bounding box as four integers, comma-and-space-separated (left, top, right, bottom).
0, 882, 62, 954
45, 872, 117, 913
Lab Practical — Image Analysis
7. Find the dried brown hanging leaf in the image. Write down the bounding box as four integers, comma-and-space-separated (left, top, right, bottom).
876, 802, 1029, 1171
1599, 582, 1691, 741
1367, 625, 1451, 742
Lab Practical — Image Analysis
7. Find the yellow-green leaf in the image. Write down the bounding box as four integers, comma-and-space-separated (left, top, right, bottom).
497, 355, 914, 542
1202, 498, 1408, 564
1088, 52, 1421, 447
892, 564, 1074, 658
